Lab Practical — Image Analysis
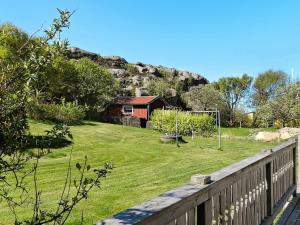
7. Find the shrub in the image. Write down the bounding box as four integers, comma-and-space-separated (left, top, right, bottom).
151, 110, 216, 137
28, 99, 86, 124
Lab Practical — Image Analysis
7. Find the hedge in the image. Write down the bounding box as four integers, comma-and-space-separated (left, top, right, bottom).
151, 110, 216, 137
28, 99, 86, 124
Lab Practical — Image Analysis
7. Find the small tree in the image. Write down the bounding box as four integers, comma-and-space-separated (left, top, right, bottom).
256, 82, 300, 127
213, 74, 252, 126
252, 70, 287, 106
72, 58, 118, 111
184, 85, 223, 111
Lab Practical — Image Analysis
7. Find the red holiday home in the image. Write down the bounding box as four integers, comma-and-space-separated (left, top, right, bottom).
105, 96, 167, 127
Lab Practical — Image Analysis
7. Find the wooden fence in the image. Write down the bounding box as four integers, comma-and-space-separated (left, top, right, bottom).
97, 137, 299, 225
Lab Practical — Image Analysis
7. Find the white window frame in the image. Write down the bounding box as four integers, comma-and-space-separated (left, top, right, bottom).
122, 105, 133, 115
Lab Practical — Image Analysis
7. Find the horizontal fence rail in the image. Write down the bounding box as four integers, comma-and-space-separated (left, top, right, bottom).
97, 137, 299, 225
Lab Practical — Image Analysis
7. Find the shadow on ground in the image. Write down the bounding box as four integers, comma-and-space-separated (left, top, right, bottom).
25, 135, 72, 149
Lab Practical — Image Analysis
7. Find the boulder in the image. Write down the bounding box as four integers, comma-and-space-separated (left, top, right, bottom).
132, 75, 142, 86
100, 56, 127, 68
68, 47, 98, 60
67, 47, 210, 99
134, 65, 147, 73
107, 68, 127, 77
254, 132, 280, 141
254, 127, 300, 141
158, 66, 178, 76
165, 88, 177, 98
145, 65, 160, 75
136, 62, 145, 67
278, 127, 300, 139
143, 77, 151, 87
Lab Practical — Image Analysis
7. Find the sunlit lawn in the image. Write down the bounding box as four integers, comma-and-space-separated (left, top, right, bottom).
0, 120, 279, 225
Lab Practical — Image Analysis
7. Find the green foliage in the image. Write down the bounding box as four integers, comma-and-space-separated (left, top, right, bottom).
0, 9, 72, 155
28, 99, 86, 124
213, 74, 252, 126
72, 58, 118, 111
125, 63, 139, 73
158, 69, 174, 78
31, 55, 78, 102
45, 123, 73, 140
253, 70, 287, 106
234, 109, 253, 128
183, 85, 223, 111
147, 79, 172, 97
151, 110, 216, 137
256, 82, 300, 127
0, 24, 31, 153
146, 78, 185, 106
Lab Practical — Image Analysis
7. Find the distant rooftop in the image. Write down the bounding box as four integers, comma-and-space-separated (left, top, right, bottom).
114, 96, 159, 105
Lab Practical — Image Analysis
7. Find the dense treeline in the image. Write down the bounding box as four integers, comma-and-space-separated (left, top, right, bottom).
184, 71, 299, 128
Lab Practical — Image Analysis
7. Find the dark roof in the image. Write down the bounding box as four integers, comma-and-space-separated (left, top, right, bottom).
114, 96, 160, 105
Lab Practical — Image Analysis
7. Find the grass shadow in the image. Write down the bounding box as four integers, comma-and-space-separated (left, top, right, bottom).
68, 121, 98, 126
25, 135, 72, 149
29, 119, 97, 126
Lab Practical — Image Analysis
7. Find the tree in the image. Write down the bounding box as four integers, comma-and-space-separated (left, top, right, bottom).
213, 74, 253, 126
256, 82, 300, 127
0, 10, 113, 225
0, 23, 31, 153
72, 58, 118, 111
184, 85, 223, 111
252, 70, 287, 106
31, 55, 78, 103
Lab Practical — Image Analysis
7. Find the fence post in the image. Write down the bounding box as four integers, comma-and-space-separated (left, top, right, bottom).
266, 162, 274, 215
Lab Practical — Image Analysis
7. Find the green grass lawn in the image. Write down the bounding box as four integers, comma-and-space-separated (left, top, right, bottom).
0, 120, 279, 225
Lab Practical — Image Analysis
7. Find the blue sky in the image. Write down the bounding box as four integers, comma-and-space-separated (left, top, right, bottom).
1, 0, 300, 82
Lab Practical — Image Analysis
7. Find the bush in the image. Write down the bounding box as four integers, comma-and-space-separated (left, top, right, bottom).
28, 99, 86, 124
151, 110, 216, 137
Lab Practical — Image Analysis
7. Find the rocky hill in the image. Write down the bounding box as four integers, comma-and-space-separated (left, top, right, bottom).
68, 47, 208, 98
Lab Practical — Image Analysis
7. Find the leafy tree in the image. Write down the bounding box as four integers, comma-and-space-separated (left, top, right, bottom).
147, 79, 172, 98
72, 58, 118, 111
0, 10, 113, 225
146, 78, 185, 106
252, 70, 287, 106
184, 85, 223, 111
213, 74, 253, 126
0, 23, 33, 153
31, 55, 78, 102
256, 82, 300, 127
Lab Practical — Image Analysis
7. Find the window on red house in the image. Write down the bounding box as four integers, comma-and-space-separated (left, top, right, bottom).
123, 105, 133, 114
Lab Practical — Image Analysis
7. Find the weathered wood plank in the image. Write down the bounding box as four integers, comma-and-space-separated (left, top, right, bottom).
276, 195, 298, 225
176, 214, 186, 225
187, 208, 195, 225
261, 185, 296, 225
204, 198, 212, 225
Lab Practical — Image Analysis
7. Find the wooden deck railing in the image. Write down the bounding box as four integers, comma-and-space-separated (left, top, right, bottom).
97, 137, 299, 225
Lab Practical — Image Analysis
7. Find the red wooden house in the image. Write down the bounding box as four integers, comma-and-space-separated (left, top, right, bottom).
104, 96, 167, 127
